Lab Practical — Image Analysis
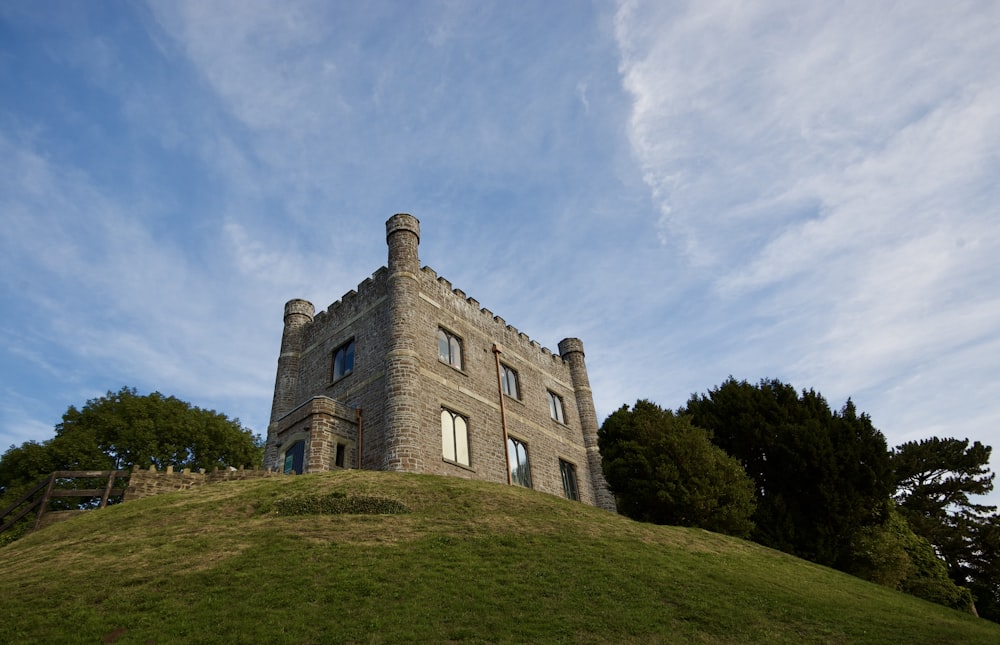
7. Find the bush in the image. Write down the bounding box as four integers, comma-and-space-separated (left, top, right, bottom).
849, 504, 974, 612
599, 400, 756, 538
272, 492, 410, 516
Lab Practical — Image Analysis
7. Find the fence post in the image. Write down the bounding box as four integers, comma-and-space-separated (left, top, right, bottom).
99, 471, 117, 508
32, 472, 58, 531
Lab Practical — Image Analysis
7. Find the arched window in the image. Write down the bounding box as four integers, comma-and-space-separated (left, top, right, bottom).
501, 364, 519, 399
438, 328, 463, 369
507, 437, 532, 488
548, 391, 565, 424
559, 459, 579, 501
441, 408, 470, 466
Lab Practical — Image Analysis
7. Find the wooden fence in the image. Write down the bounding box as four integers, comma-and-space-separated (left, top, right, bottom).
0, 470, 130, 537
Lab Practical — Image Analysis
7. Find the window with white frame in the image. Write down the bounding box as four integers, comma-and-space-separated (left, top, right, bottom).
437, 328, 463, 369
331, 339, 355, 381
441, 408, 470, 466
507, 436, 532, 488
548, 391, 565, 424
500, 364, 519, 399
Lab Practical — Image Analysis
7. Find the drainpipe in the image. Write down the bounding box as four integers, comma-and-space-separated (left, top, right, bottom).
493, 344, 512, 485
356, 407, 364, 470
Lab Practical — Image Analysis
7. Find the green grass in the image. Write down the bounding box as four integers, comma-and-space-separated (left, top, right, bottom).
1, 471, 997, 644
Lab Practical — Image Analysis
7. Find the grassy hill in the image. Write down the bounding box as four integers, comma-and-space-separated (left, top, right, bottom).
1, 471, 997, 644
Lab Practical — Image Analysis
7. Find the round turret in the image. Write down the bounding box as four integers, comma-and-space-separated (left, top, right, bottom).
386, 214, 420, 275
283, 298, 315, 325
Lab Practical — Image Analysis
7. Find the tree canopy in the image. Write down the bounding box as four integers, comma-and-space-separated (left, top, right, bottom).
891, 437, 999, 621
598, 400, 756, 538
683, 377, 894, 569
1, 387, 262, 500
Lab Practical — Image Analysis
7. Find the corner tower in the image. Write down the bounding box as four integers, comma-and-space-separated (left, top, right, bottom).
383, 214, 422, 471
263, 298, 314, 468
558, 338, 617, 511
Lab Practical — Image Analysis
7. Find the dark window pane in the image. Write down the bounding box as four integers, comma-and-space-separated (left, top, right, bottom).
283, 440, 305, 475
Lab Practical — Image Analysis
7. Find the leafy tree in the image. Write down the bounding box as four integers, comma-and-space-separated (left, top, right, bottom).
892, 437, 995, 559
1, 387, 263, 503
891, 437, 999, 620
967, 514, 1000, 621
683, 378, 893, 570
598, 400, 756, 538
848, 503, 973, 612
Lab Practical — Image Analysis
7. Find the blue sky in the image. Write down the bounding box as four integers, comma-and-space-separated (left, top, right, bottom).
2, 1, 998, 502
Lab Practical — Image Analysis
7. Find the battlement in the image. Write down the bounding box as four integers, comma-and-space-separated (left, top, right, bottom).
310, 267, 391, 330
420, 266, 565, 365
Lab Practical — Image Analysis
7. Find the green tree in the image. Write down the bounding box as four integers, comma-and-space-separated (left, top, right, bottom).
892, 437, 995, 558
683, 378, 893, 569
967, 514, 1000, 621
891, 437, 999, 620
848, 503, 974, 612
1, 387, 263, 502
598, 400, 756, 538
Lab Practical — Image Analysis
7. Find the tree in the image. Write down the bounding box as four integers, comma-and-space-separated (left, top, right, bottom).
1, 387, 263, 502
891, 437, 999, 620
598, 400, 756, 538
848, 503, 973, 612
892, 437, 995, 555
683, 378, 894, 570
967, 514, 1000, 622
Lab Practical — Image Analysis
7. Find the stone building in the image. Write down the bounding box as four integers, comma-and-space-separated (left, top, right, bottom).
263, 214, 616, 511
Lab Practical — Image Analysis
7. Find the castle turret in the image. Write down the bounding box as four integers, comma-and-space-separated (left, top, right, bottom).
263, 298, 314, 468
558, 338, 617, 511
383, 214, 422, 471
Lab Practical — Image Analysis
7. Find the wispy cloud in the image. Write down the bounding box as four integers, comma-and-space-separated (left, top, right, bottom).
613, 0, 1000, 479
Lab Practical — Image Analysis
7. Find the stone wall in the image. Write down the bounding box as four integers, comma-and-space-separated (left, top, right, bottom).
124, 465, 284, 502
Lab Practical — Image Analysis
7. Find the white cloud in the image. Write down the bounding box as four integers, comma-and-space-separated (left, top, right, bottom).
614, 0, 1000, 498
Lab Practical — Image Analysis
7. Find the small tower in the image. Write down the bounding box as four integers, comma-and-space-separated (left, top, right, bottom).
558, 338, 617, 511
263, 298, 314, 468
383, 214, 422, 471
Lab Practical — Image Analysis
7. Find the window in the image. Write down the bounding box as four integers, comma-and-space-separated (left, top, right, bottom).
438, 328, 463, 369
441, 408, 470, 466
548, 391, 565, 424
283, 440, 305, 475
331, 339, 355, 381
500, 364, 519, 399
559, 459, 579, 501
508, 437, 532, 488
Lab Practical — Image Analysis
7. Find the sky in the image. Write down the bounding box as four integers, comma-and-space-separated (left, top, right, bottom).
1, 1, 998, 503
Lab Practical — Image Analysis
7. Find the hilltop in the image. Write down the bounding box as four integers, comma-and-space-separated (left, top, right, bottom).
1, 471, 997, 644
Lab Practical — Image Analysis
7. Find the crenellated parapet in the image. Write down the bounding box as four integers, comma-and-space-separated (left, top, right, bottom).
419, 266, 566, 366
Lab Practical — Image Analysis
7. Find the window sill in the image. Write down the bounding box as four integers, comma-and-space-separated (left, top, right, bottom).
503, 393, 524, 405
327, 371, 354, 388
442, 457, 475, 473
438, 359, 469, 377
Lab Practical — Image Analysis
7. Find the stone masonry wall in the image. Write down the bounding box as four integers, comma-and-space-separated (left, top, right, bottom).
124, 465, 284, 502
410, 266, 599, 505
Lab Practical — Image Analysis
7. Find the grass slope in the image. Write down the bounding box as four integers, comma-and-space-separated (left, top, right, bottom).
1, 471, 997, 644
